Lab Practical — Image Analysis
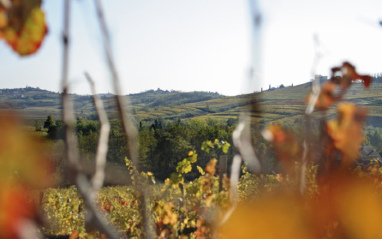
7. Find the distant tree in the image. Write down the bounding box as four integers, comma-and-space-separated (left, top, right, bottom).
226, 118, 238, 127
47, 120, 64, 140
279, 84, 285, 89
44, 114, 55, 129
35, 121, 43, 131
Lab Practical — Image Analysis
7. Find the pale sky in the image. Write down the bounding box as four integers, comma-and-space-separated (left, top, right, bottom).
0, 0, 381, 96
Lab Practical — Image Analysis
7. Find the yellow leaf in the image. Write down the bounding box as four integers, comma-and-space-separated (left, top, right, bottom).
197, 166, 205, 176
219, 195, 314, 239
338, 181, 382, 239
4, 7, 47, 55
0, 10, 7, 28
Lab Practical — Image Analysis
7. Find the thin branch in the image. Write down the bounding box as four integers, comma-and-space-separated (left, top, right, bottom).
85, 72, 110, 192
300, 34, 324, 194
247, 0, 262, 92
18, 220, 43, 239
93, 0, 138, 168
305, 36, 323, 115
299, 141, 308, 194
231, 0, 262, 174
77, 174, 123, 239
219, 154, 242, 226
61, 0, 81, 172
229, 155, 243, 203
232, 113, 261, 173
0, 0, 11, 8
92, 1, 153, 237
61, 2, 121, 238
220, 0, 263, 226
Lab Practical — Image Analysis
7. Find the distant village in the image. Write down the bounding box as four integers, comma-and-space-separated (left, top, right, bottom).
260, 75, 328, 92
260, 73, 381, 93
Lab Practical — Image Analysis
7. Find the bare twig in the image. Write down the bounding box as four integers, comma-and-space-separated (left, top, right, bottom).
221, 1, 263, 227
305, 35, 323, 115
231, 0, 262, 174
219, 154, 242, 226
61, 0, 81, 172
247, 0, 262, 92
0, 0, 11, 8
92, 1, 153, 237
61, 2, 121, 238
229, 154, 243, 203
93, 0, 138, 168
85, 72, 110, 192
232, 113, 261, 173
299, 141, 308, 194
76, 174, 122, 239
17, 220, 43, 239
300, 34, 324, 194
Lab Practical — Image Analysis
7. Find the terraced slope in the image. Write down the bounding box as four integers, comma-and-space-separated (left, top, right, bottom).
1, 81, 382, 126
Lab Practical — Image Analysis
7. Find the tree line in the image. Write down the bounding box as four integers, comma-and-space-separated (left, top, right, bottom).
43, 115, 242, 180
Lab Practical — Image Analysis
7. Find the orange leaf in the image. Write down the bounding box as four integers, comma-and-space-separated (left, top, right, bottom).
263, 124, 299, 173
326, 102, 367, 165
69, 230, 79, 239
205, 159, 217, 175
313, 81, 343, 110
0, 9, 7, 28
337, 181, 382, 239
309, 62, 372, 110
0, 183, 35, 238
4, 7, 47, 55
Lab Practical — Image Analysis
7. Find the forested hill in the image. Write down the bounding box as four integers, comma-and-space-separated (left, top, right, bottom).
2, 81, 382, 127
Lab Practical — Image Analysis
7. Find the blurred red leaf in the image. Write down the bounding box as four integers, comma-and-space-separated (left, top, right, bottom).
0, 112, 54, 238
336, 62, 372, 88
0, 184, 35, 238
308, 62, 372, 110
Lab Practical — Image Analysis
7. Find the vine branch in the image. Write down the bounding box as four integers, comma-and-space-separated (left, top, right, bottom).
93, 0, 153, 237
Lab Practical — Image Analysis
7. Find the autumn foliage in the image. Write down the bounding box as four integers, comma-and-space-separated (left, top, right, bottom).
0, 0, 47, 55
2, 1, 382, 238
0, 113, 53, 238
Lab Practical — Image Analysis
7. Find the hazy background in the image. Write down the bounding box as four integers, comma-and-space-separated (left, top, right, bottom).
0, 0, 381, 96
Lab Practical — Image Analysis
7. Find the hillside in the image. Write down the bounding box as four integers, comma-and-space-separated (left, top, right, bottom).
1, 81, 382, 127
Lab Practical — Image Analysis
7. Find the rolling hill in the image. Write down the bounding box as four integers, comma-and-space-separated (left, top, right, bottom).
1, 81, 382, 127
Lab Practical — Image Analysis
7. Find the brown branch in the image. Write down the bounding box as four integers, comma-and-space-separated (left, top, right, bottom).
232, 113, 261, 173
18, 220, 43, 239
76, 174, 123, 239
61, 0, 80, 171
232, 0, 262, 173
300, 34, 324, 194
93, 0, 138, 168
220, 154, 242, 226
85, 72, 110, 192
60, 2, 121, 238
92, 1, 153, 237
0, 0, 11, 8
